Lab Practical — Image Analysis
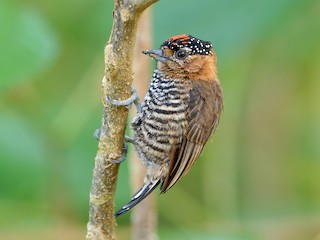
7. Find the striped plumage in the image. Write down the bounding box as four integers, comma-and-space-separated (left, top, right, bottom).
132, 70, 190, 177
115, 34, 223, 217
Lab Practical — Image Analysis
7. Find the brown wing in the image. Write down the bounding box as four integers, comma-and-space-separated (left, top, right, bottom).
161, 80, 223, 193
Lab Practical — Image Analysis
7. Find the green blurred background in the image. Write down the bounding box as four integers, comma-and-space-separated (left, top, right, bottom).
1, 0, 320, 239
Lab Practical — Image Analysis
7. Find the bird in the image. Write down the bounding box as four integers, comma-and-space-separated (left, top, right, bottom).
113, 34, 223, 217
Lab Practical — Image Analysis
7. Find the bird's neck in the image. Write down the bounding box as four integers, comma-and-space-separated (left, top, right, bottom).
157, 55, 218, 82
186, 56, 218, 82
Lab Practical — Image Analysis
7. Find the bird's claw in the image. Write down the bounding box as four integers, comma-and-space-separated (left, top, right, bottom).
125, 135, 135, 144
93, 130, 135, 164
94, 129, 135, 145
111, 141, 128, 164
94, 128, 101, 141
110, 135, 136, 163
106, 87, 141, 113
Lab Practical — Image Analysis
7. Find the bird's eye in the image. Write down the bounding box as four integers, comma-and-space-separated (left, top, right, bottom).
175, 49, 188, 60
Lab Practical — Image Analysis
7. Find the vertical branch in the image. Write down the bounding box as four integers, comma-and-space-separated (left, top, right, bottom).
86, 1, 158, 240
130, 9, 158, 240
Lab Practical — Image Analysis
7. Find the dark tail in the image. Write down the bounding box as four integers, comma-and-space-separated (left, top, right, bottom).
115, 179, 161, 217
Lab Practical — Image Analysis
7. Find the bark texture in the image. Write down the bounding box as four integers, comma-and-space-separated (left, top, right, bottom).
86, 1, 158, 239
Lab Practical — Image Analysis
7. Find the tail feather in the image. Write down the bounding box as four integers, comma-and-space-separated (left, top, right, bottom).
115, 179, 161, 217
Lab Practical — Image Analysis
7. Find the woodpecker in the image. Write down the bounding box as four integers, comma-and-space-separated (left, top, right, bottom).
111, 34, 223, 217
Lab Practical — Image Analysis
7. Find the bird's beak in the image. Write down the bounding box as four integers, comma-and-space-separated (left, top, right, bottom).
142, 49, 168, 62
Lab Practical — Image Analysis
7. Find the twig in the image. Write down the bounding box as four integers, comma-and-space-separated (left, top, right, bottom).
130, 9, 158, 240
86, 1, 158, 240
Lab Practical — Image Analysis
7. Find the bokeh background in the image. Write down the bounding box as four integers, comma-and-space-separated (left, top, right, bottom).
1, 0, 320, 239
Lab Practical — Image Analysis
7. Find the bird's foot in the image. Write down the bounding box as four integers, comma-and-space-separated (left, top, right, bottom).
93, 128, 101, 141
111, 141, 128, 164
106, 87, 141, 113
110, 135, 136, 163
93, 132, 134, 163
125, 135, 135, 145
94, 128, 134, 146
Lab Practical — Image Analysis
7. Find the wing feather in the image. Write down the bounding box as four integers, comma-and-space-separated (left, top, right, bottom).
161, 80, 223, 193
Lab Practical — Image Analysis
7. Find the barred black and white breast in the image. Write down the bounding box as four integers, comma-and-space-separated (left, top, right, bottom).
132, 70, 191, 169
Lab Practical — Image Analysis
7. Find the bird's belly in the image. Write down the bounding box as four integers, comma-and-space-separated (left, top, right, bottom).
132, 103, 187, 166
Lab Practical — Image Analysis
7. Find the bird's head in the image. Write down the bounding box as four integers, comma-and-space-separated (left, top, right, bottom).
143, 34, 218, 81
